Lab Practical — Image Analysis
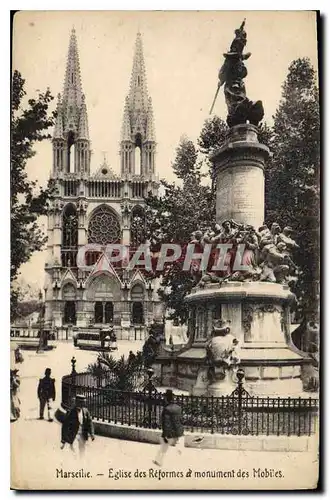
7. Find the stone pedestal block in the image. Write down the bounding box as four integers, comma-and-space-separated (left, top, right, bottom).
210, 124, 270, 228
182, 281, 307, 397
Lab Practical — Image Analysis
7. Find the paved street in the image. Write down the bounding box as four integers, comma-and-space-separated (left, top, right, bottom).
11, 341, 318, 491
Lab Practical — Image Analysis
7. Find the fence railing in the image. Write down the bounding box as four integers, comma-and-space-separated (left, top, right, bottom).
61, 366, 318, 437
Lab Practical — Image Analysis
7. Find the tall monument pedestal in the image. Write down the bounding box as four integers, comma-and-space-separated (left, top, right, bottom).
211, 123, 269, 229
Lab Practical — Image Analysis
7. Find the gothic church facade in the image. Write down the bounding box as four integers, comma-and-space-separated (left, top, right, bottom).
44, 29, 162, 338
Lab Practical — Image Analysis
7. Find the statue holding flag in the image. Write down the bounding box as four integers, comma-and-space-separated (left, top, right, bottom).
210, 19, 264, 127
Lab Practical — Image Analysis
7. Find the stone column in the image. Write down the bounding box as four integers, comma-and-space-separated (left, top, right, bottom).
211, 124, 270, 229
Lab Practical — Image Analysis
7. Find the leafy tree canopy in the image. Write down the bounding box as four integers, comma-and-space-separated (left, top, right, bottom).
265, 58, 320, 320
11, 70, 56, 319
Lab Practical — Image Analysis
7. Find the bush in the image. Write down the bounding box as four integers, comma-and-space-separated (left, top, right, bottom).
87, 351, 147, 392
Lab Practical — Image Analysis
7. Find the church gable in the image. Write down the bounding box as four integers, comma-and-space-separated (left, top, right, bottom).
61, 268, 78, 287
129, 269, 147, 288
85, 252, 122, 286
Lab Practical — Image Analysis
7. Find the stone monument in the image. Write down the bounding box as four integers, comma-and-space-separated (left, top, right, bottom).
154, 21, 308, 397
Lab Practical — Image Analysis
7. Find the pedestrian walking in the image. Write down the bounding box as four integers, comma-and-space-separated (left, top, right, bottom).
60, 395, 95, 458
10, 369, 21, 422
14, 347, 24, 364
37, 368, 56, 421
128, 350, 136, 364
153, 389, 184, 467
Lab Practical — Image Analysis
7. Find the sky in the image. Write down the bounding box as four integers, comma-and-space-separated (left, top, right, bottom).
12, 10, 318, 293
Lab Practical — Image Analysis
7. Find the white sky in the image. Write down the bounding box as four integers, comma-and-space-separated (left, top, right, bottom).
12, 10, 318, 292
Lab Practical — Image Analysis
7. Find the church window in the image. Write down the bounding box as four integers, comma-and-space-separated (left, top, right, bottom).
62, 204, 78, 267
88, 206, 121, 245
85, 251, 102, 267
131, 206, 146, 246
67, 131, 75, 173
134, 133, 142, 175
135, 147, 141, 175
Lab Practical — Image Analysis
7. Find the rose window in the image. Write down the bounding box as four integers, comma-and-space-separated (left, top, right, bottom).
88, 207, 121, 245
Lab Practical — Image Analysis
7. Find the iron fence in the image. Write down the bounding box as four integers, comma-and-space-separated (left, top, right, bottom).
61, 367, 318, 437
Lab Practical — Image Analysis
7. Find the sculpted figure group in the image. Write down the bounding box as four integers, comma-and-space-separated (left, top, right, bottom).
190, 219, 299, 287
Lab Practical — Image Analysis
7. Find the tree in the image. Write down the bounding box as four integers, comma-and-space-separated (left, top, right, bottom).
172, 135, 198, 180
11, 70, 56, 319
87, 352, 146, 391
265, 58, 320, 320
198, 115, 229, 156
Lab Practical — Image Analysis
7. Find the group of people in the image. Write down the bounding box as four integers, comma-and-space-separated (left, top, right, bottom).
100, 328, 117, 350
190, 219, 299, 285
12, 359, 185, 466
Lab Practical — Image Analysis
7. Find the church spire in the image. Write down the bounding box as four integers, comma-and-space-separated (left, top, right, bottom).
78, 94, 89, 140
53, 93, 64, 139
52, 28, 91, 176
128, 32, 149, 113
121, 96, 132, 142
120, 32, 156, 177
62, 27, 83, 130
146, 97, 156, 142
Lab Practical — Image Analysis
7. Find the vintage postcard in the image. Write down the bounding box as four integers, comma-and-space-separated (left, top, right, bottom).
10, 10, 320, 491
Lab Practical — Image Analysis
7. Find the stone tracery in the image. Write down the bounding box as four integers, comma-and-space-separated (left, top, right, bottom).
87, 206, 121, 245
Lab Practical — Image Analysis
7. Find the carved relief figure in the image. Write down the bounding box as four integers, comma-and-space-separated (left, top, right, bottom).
205, 319, 240, 383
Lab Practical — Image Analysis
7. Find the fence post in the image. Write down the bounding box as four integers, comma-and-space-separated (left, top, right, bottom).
71, 356, 77, 403
146, 367, 154, 428
96, 357, 102, 388
236, 367, 245, 435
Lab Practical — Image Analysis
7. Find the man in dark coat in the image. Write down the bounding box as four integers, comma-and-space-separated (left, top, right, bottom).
37, 368, 56, 421
61, 394, 94, 457
153, 389, 184, 467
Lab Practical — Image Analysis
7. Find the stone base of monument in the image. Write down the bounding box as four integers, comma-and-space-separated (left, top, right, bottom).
155, 282, 311, 398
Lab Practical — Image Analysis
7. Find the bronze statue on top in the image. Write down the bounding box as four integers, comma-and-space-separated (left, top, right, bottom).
209, 19, 264, 127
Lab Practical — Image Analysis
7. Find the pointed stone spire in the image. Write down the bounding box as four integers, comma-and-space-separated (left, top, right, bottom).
62, 27, 84, 136
128, 32, 149, 113
53, 93, 64, 139
120, 32, 156, 177
78, 94, 89, 140
121, 97, 131, 141
145, 97, 156, 142
52, 28, 91, 176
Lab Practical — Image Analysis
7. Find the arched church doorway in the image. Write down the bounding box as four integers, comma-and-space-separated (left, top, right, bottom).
94, 301, 114, 324
94, 302, 103, 323
132, 302, 144, 325
87, 274, 121, 325
62, 283, 77, 325
64, 301, 76, 325
131, 283, 145, 326
105, 302, 114, 323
